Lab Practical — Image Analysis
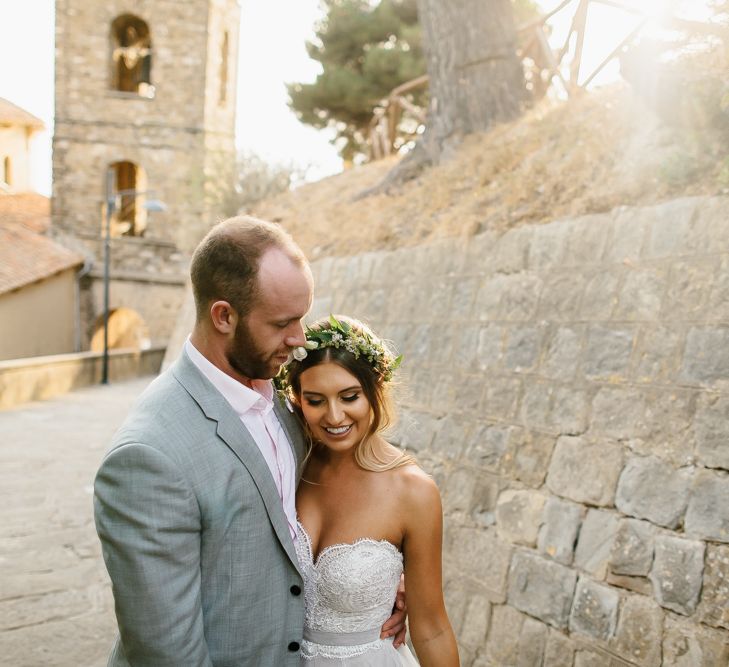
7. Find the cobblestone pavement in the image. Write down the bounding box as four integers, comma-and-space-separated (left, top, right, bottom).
0, 377, 155, 667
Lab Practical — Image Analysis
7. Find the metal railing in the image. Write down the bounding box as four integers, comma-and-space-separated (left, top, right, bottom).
368, 74, 429, 161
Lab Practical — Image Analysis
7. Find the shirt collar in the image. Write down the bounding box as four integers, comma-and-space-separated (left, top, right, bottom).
184, 337, 274, 417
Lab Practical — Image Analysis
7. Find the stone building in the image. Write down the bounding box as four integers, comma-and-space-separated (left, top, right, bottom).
52, 0, 240, 349
0, 98, 44, 193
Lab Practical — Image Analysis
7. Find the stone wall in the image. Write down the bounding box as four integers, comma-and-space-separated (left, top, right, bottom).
85, 271, 186, 348
0, 346, 165, 410
0, 268, 78, 361
53, 225, 188, 349
307, 196, 729, 666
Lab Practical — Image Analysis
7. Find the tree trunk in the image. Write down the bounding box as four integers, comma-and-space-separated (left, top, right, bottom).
418, 0, 526, 162
358, 0, 526, 196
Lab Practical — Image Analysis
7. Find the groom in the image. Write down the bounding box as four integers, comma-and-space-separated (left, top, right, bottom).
94, 216, 404, 666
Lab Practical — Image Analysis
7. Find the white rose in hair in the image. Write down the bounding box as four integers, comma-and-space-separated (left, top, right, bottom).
292, 347, 308, 362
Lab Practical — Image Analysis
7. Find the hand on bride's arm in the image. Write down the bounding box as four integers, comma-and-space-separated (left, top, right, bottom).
380, 574, 407, 647
401, 470, 460, 667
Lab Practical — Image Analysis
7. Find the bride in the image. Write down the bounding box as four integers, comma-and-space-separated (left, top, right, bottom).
282, 316, 459, 666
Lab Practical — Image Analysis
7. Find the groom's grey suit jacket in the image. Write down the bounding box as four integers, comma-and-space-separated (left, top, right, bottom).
94, 351, 307, 666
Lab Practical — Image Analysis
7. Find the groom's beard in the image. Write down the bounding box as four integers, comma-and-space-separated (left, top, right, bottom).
228, 317, 286, 381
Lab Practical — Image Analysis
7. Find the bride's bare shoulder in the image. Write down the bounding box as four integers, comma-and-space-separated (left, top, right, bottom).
388, 458, 440, 505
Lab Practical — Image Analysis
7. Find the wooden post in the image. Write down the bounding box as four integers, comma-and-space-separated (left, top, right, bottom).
570, 0, 590, 91
387, 99, 400, 153
580, 20, 645, 89
535, 26, 570, 95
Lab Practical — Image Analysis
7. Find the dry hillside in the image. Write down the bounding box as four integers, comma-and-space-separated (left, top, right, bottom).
253, 73, 728, 260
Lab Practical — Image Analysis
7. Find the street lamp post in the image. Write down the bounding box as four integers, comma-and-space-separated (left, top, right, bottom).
102, 171, 114, 385
101, 173, 167, 385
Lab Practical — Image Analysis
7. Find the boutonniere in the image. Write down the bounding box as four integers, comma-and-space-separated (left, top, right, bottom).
276, 389, 295, 413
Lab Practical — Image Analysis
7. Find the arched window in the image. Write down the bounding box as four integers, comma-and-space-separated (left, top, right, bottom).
110, 15, 153, 97
2, 156, 12, 186
90, 307, 151, 352
106, 161, 148, 237
219, 32, 229, 105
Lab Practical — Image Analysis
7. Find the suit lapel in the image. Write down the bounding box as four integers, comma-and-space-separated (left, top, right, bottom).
171, 353, 301, 572
273, 391, 307, 481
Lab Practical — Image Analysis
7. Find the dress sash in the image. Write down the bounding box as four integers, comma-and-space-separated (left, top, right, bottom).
303, 626, 383, 647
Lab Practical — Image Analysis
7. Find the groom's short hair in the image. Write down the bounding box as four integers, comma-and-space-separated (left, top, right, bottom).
190, 215, 307, 321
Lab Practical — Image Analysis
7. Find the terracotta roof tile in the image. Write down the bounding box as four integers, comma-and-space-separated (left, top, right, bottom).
0, 224, 84, 295
0, 98, 45, 129
0, 193, 51, 233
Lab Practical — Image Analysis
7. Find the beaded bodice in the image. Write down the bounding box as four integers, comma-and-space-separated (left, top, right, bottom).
295, 521, 403, 659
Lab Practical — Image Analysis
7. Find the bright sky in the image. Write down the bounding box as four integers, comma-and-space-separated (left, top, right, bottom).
542, 0, 716, 91
236, 0, 342, 181
0, 0, 717, 197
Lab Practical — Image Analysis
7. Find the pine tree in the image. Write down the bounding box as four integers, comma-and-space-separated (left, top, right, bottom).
287, 0, 425, 162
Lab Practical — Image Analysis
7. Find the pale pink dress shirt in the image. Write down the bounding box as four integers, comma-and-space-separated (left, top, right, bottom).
185, 338, 298, 540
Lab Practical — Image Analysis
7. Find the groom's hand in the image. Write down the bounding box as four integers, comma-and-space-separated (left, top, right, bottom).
380, 574, 407, 648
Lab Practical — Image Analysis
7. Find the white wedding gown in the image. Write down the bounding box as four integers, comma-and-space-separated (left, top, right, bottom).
296, 521, 420, 666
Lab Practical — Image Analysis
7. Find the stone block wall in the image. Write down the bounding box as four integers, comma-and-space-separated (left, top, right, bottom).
307, 196, 729, 665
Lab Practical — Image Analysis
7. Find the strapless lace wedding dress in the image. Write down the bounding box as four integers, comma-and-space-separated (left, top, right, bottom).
295, 521, 420, 666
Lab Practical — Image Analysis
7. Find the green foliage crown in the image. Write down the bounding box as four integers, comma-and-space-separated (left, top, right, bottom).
293, 315, 402, 382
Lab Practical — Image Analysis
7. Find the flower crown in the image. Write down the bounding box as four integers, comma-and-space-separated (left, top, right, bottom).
291, 315, 402, 382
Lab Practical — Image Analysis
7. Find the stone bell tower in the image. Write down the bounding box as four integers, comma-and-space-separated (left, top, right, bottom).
52, 0, 240, 347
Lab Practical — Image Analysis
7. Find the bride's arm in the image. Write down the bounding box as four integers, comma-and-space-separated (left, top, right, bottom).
401, 470, 460, 667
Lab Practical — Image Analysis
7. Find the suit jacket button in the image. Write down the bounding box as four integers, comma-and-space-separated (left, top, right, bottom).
288, 641, 300, 652
290, 584, 302, 596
